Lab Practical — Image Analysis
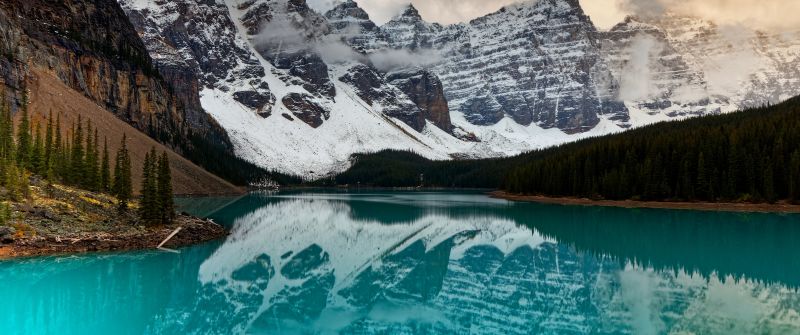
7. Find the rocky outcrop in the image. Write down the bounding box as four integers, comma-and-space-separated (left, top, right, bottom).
281, 93, 330, 128
339, 64, 425, 131
0, 226, 15, 244
324, 0, 386, 53
241, 0, 336, 99
340, 0, 630, 133
381, 5, 443, 51
387, 69, 453, 132
119, 0, 276, 118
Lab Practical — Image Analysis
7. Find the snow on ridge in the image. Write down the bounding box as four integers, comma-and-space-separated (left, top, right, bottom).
119, 0, 800, 177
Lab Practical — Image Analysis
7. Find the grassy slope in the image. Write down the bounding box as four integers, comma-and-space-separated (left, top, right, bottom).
24, 70, 243, 196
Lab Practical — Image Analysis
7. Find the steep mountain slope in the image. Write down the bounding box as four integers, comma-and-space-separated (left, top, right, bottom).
0, 0, 274, 189
27, 70, 242, 195
116, 0, 800, 177
0, 0, 229, 147
120, 0, 490, 178
381, 1, 629, 133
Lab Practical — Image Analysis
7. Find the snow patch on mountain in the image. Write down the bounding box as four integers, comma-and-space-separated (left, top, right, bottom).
119, 0, 800, 177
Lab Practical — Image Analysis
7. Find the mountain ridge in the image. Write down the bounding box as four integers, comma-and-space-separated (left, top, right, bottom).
117, 0, 800, 177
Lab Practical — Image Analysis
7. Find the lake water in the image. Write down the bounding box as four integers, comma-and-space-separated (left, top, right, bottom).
1, 191, 799, 334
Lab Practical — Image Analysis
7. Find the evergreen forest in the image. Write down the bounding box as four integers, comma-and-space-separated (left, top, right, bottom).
332, 97, 800, 204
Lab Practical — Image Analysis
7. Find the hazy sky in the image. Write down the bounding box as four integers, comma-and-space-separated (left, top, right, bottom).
307, 0, 800, 31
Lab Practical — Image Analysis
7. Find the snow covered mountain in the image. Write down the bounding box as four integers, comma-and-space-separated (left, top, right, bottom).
118, 0, 800, 177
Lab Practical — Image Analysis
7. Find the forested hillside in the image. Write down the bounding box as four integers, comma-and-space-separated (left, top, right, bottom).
506, 98, 800, 203
334, 97, 800, 204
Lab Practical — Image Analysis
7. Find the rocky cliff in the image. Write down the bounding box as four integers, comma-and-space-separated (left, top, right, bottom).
0, 0, 230, 147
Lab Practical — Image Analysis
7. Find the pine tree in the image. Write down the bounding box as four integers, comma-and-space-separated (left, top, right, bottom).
763, 157, 776, 203
789, 150, 800, 203
0, 97, 12, 185
53, 114, 65, 182
85, 124, 99, 191
31, 122, 44, 174
696, 153, 711, 200
113, 134, 132, 211
5, 164, 21, 201
44, 111, 54, 176
100, 137, 110, 193
69, 117, 84, 185
157, 151, 175, 224
0, 96, 13, 161
16, 107, 31, 169
139, 148, 158, 225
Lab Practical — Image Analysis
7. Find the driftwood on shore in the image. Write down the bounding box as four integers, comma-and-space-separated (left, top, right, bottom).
0, 216, 227, 260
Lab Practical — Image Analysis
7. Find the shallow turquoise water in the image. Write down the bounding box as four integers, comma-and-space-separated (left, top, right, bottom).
2, 191, 800, 334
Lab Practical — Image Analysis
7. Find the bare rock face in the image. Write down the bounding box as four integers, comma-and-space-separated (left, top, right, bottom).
273, 52, 336, 99
387, 69, 453, 132
242, 0, 336, 99
324, 0, 386, 53
119, 0, 275, 119
338, 1, 628, 133
282, 93, 330, 128
381, 4, 443, 51
0, 0, 232, 149
339, 64, 425, 131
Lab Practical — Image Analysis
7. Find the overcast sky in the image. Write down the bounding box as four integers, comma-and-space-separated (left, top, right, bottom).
307, 0, 800, 31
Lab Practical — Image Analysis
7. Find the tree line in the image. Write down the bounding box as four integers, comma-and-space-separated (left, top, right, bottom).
506, 99, 800, 203
332, 97, 800, 204
1, 93, 175, 224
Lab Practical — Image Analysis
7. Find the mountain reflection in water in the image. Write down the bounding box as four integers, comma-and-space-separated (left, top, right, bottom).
1, 191, 798, 335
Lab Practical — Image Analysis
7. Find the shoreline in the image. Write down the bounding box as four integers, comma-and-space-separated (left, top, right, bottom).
0, 215, 228, 260
491, 191, 800, 214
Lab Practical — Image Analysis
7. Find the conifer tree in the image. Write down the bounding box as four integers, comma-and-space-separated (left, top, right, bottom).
0, 97, 13, 161
100, 137, 110, 192
70, 117, 84, 185
113, 134, 132, 211
85, 124, 99, 191
157, 151, 174, 224
31, 122, 44, 174
790, 150, 800, 203
139, 148, 159, 225
53, 114, 64, 181
44, 111, 54, 172
16, 107, 31, 169
5, 163, 20, 201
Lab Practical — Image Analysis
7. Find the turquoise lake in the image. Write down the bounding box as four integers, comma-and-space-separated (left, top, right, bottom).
1, 191, 799, 334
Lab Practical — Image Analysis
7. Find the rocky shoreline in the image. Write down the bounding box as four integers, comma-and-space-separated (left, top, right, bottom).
491, 191, 800, 213
0, 179, 229, 260
0, 214, 227, 260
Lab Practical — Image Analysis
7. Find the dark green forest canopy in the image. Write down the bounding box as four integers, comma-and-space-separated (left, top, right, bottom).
331, 96, 800, 203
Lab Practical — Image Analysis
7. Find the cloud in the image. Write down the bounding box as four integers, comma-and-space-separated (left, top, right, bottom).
618, 33, 665, 101
618, 0, 800, 31
253, 15, 442, 71
307, 0, 524, 25
306, 0, 800, 32
252, 16, 310, 54
368, 48, 443, 71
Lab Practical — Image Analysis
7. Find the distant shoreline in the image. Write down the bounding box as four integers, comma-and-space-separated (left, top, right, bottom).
491, 191, 800, 214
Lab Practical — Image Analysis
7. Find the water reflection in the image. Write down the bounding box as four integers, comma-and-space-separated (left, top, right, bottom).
1, 191, 799, 335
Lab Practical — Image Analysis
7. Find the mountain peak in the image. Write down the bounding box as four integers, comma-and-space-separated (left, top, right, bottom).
326, 0, 372, 21
399, 4, 422, 20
